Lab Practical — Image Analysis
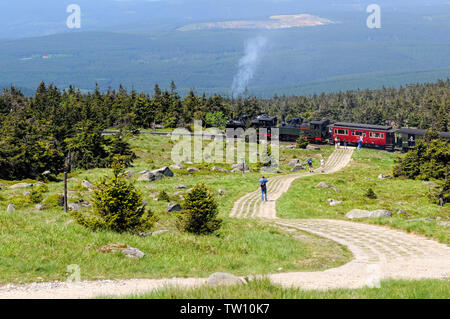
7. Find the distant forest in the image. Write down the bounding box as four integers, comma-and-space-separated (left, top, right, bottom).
0, 79, 448, 180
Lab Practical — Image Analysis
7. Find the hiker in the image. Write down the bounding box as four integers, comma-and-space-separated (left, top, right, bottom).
358, 135, 363, 150
320, 158, 325, 173
307, 157, 313, 173
259, 176, 268, 202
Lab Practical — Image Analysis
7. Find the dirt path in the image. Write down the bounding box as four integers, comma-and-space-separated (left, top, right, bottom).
1, 147, 449, 298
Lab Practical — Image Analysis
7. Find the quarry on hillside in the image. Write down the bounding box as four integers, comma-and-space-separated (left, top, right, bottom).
178, 14, 334, 31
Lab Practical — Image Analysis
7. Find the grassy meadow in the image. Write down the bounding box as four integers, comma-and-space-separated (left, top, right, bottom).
277, 148, 450, 244
0, 134, 345, 285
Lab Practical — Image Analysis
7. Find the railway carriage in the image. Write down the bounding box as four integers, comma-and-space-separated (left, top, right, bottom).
329, 122, 396, 151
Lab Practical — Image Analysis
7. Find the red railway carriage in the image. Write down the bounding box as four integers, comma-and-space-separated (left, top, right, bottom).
329, 122, 396, 150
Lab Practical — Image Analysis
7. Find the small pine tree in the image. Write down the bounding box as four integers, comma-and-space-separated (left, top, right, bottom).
365, 188, 377, 199
70, 156, 156, 233
158, 190, 170, 202
176, 183, 222, 235
296, 136, 308, 149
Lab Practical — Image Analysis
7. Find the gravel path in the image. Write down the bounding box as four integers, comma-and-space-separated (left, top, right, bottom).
1, 147, 449, 298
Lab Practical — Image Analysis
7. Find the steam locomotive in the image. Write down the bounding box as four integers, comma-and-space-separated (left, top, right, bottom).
225, 114, 450, 152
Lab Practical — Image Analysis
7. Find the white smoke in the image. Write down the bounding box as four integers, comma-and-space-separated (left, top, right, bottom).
231, 36, 268, 98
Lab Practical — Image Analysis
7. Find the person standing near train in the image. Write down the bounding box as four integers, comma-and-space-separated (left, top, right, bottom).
358, 135, 363, 150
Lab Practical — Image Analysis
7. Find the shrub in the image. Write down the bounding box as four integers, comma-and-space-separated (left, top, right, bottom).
176, 183, 222, 235
296, 136, 308, 149
26, 184, 49, 204
70, 157, 156, 233
428, 178, 450, 206
365, 188, 377, 199
158, 190, 170, 202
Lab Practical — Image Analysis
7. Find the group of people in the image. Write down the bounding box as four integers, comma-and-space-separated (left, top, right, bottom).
335, 135, 364, 150
258, 156, 326, 202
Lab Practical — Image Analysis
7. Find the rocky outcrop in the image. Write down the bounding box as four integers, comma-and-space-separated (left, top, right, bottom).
207, 272, 245, 287
346, 209, 392, 219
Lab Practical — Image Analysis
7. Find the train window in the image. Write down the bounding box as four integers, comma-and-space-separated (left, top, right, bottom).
370, 132, 384, 139
351, 131, 366, 137
334, 129, 348, 135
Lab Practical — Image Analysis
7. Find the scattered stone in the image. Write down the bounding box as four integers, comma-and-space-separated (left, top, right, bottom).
397, 210, 410, 217
170, 164, 185, 170
306, 145, 321, 150
167, 203, 182, 212
68, 203, 81, 211
67, 177, 79, 182
280, 158, 286, 162
24, 192, 30, 197
152, 230, 173, 236
174, 185, 187, 189
138, 172, 157, 182
370, 209, 393, 218
408, 218, 434, 222
7, 204, 15, 212
139, 170, 150, 175
317, 182, 333, 189
288, 159, 299, 167
187, 167, 200, 173
346, 209, 392, 219
396, 202, 404, 205
81, 180, 94, 189
330, 200, 343, 206
207, 272, 245, 287
231, 163, 249, 171
100, 243, 145, 259
184, 161, 194, 165
35, 204, 45, 211
378, 174, 391, 179
124, 171, 134, 179
438, 221, 450, 227
42, 170, 51, 176
424, 182, 437, 187
10, 183, 33, 189
219, 189, 228, 196
331, 187, 340, 193
365, 177, 374, 181
291, 164, 305, 172
210, 166, 230, 172
436, 216, 442, 221
151, 167, 174, 178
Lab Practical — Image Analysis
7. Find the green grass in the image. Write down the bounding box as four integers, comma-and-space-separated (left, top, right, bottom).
114, 278, 450, 299
0, 134, 349, 285
277, 148, 450, 244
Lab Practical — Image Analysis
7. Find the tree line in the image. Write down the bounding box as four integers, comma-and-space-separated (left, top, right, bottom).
0, 79, 448, 180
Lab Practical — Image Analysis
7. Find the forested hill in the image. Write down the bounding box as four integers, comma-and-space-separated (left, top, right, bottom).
0, 79, 448, 180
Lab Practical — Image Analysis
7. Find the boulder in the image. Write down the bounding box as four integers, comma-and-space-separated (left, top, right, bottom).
317, 182, 333, 189
174, 185, 187, 189
139, 170, 150, 175
397, 209, 410, 217
438, 221, 450, 227
81, 180, 94, 189
291, 164, 305, 172
210, 166, 230, 172
100, 243, 145, 259
170, 164, 185, 170
68, 203, 81, 211
231, 163, 249, 171
346, 209, 371, 219
346, 209, 392, 219
187, 167, 200, 173
330, 200, 343, 206
152, 167, 174, 178
306, 145, 321, 150
370, 209, 393, 218
207, 272, 245, 287
219, 189, 228, 196
42, 170, 51, 176
7, 204, 15, 212
167, 203, 182, 212
378, 174, 391, 179
288, 159, 299, 167
10, 183, 33, 189
138, 172, 156, 182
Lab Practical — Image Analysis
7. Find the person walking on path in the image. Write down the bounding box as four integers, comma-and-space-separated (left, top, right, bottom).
307, 157, 314, 173
357, 135, 363, 150
259, 176, 268, 202
320, 158, 325, 173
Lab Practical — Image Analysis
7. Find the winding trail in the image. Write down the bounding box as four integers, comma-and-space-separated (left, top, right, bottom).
1, 148, 449, 298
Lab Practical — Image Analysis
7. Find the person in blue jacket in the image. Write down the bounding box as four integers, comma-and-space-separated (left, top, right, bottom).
259, 176, 268, 201
358, 135, 363, 150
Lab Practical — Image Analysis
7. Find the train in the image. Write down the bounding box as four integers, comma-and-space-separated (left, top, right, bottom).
225, 115, 450, 152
